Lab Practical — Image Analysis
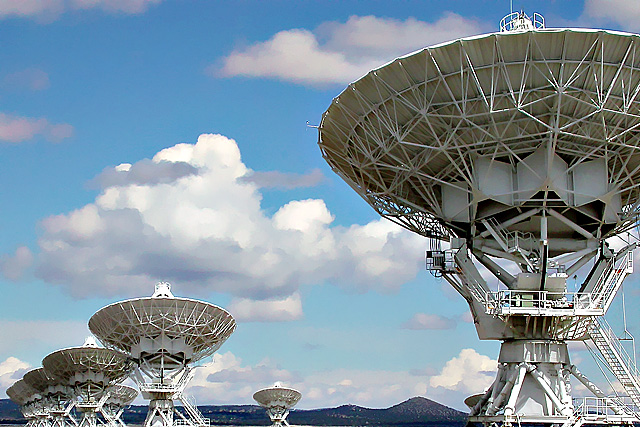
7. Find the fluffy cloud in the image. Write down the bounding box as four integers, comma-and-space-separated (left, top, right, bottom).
0, 246, 33, 281
188, 352, 299, 405
0, 357, 30, 395
429, 349, 495, 394
240, 169, 324, 190
583, 0, 640, 31
3, 68, 50, 91
185, 349, 492, 409
217, 13, 490, 86
0, 113, 73, 143
90, 160, 199, 189
34, 133, 426, 299
187, 351, 430, 409
402, 313, 456, 330
0, 0, 161, 20
228, 294, 303, 322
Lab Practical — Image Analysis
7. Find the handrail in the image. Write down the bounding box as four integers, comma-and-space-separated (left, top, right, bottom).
573, 396, 639, 419
595, 317, 640, 380
485, 290, 595, 313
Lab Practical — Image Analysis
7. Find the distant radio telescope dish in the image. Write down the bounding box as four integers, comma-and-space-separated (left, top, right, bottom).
253, 383, 302, 427
23, 368, 74, 427
6, 380, 40, 427
88, 282, 236, 427
103, 385, 138, 427
319, 10, 640, 427
42, 337, 133, 427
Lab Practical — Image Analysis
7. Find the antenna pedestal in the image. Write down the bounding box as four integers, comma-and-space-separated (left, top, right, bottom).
265, 407, 290, 427
76, 405, 98, 427
89, 283, 236, 427
144, 399, 175, 427
470, 341, 573, 424
253, 383, 301, 427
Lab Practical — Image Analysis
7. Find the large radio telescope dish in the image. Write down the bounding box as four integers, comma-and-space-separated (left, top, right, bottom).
88, 283, 236, 364
23, 368, 57, 394
88, 282, 236, 427
319, 28, 640, 250
319, 14, 640, 427
42, 339, 133, 394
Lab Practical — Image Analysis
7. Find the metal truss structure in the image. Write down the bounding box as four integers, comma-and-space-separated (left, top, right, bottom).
7, 379, 41, 427
42, 337, 133, 427
102, 385, 138, 427
88, 282, 237, 427
23, 368, 77, 427
253, 383, 302, 427
318, 12, 640, 427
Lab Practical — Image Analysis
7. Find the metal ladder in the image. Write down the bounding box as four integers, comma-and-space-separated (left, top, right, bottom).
589, 317, 640, 408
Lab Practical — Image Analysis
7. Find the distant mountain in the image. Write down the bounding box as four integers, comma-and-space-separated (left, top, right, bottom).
288, 397, 467, 426
0, 396, 467, 426
0, 399, 25, 423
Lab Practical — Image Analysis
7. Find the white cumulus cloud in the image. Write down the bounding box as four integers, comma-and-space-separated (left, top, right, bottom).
217, 13, 490, 86
0, 357, 30, 395
33, 133, 426, 300
228, 294, 303, 322
187, 351, 433, 409
429, 348, 496, 394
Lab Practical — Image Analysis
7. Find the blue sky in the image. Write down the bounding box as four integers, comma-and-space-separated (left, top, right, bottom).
1, 0, 640, 411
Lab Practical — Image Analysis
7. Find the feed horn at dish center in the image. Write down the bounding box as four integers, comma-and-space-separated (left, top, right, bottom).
319, 10, 640, 427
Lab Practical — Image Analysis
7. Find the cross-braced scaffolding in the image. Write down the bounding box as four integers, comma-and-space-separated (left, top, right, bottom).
23, 368, 77, 427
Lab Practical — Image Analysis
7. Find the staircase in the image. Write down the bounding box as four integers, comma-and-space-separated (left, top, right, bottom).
589, 252, 632, 312
176, 393, 210, 427
589, 317, 640, 408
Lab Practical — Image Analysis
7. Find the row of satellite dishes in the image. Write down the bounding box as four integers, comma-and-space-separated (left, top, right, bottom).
6, 282, 302, 427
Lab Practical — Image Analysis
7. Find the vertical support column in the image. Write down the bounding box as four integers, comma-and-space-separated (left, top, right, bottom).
144, 398, 174, 427
540, 212, 548, 291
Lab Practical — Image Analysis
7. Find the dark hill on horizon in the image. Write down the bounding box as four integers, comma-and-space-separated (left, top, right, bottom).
0, 396, 467, 426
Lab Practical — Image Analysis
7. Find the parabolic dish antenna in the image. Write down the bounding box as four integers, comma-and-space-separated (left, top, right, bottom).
42, 337, 133, 393
88, 282, 236, 365
253, 383, 301, 427
6, 379, 36, 406
105, 385, 137, 408
23, 368, 66, 427
319, 11, 640, 427
6, 379, 39, 426
88, 282, 236, 427
42, 337, 133, 427
102, 385, 138, 427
